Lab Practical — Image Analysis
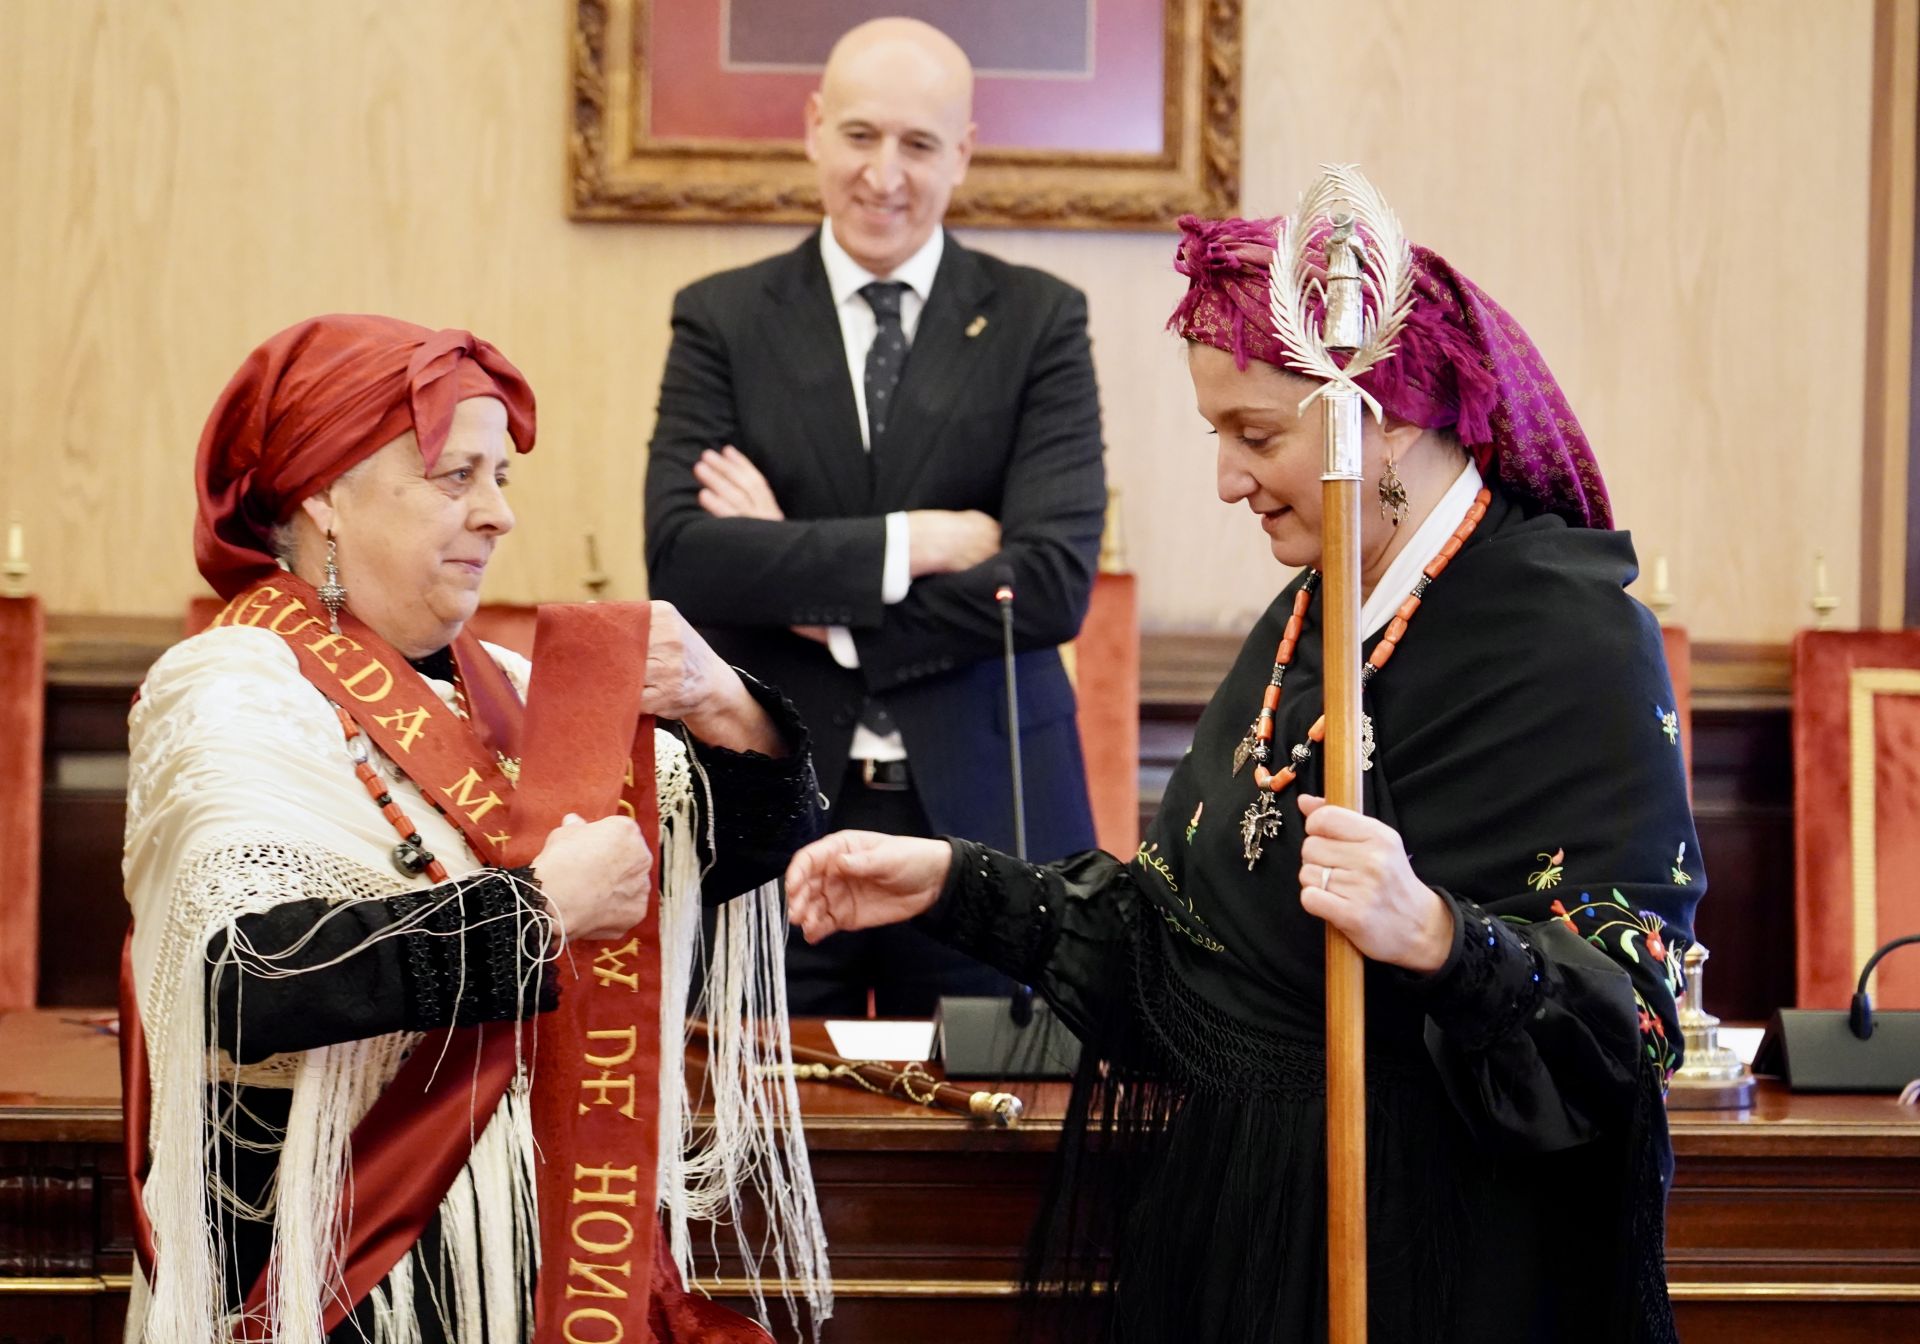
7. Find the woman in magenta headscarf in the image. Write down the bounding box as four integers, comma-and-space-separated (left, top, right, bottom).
785, 221, 1700, 1342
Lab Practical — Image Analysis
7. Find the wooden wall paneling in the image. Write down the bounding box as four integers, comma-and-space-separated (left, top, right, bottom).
1866, 0, 1920, 627
0, 1131, 130, 1344
33, 618, 161, 1011
1688, 703, 1797, 1022
0, 1142, 103, 1277
1672, 1301, 1920, 1344
0, 1296, 130, 1344
0, 1018, 133, 1344
1905, 0, 1920, 625
37, 683, 134, 1010
0, 2, 1884, 645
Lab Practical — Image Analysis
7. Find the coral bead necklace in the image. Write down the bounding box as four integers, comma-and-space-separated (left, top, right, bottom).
1235, 488, 1491, 868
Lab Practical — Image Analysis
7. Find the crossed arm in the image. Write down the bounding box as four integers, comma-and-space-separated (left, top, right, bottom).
643, 281, 1106, 690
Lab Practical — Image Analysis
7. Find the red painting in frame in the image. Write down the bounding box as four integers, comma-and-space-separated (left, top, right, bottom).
570, 0, 1240, 229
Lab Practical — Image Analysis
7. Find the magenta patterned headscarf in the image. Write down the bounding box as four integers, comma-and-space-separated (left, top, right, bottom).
1168, 214, 1612, 529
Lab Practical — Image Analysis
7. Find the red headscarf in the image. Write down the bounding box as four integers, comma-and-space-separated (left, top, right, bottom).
1168, 215, 1612, 529
194, 314, 537, 597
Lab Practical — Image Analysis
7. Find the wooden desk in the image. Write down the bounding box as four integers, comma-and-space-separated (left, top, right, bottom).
3, 1012, 1917, 1343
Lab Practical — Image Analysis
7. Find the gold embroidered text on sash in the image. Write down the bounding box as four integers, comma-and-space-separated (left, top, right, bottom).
211, 579, 518, 864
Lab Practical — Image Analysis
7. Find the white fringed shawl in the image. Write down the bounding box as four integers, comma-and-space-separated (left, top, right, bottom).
123, 626, 829, 1343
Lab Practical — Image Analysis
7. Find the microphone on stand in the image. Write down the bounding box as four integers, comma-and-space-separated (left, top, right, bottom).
994, 565, 1028, 862
1754, 927, 1920, 1092
933, 564, 1079, 1079
994, 564, 1035, 1029
1849, 932, 1920, 1039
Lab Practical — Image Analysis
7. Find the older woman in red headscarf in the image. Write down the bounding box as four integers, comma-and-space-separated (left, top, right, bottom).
785, 222, 1701, 1342
124, 315, 827, 1344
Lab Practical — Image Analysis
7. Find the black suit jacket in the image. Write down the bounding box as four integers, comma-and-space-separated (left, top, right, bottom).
644, 230, 1105, 860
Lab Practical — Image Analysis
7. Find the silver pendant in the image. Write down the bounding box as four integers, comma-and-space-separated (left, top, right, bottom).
1232, 729, 1259, 776
392, 840, 434, 876
1240, 793, 1284, 869
1362, 713, 1376, 772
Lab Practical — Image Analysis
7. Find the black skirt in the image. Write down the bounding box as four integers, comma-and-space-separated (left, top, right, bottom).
1024, 932, 1676, 1344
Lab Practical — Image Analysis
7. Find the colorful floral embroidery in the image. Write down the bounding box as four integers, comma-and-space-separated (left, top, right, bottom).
1526, 847, 1566, 890
1186, 801, 1204, 845
1653, 704, 1679, 745
1636, 988, 1680, 1078
1512, 889, 1687, 1082
1552, 889, 1686, 1000
1670, 842, 1691, 885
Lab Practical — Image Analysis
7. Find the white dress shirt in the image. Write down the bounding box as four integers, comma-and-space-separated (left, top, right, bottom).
818, 221, 947, 759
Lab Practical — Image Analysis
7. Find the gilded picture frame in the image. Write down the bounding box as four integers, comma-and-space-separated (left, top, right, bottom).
569, 0, 1241, 229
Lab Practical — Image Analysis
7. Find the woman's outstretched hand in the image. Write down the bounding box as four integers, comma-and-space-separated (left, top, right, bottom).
1296, 794, 1456, 974
785, 831, 954, 943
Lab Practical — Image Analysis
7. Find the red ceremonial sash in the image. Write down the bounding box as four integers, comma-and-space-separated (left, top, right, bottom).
504, 603, 670, 1343
119, 576, 726, 1342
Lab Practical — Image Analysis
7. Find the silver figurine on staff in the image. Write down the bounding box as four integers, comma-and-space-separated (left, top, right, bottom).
1267, 164, 1416, 477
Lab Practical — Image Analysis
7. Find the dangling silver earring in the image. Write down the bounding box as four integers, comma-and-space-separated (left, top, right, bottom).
1377, 453, 1409, 526
318, 529, 348, 632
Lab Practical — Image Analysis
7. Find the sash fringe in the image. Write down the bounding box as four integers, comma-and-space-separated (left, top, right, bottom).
660, 747, 834, 1339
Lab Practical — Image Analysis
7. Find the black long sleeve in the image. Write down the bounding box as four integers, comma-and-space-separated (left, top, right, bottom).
917, 838, 1142, 1052
206, 867, 555, 1064
1400, 889, 1645, 1152
680, 669, 826, 900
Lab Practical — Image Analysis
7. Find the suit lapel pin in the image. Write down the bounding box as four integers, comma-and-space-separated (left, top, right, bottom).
965, 315, 988, 338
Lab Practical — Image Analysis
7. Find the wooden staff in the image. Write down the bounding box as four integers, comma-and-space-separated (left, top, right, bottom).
688, 1020, 1025, 1126
1317, 218, 1369, 1344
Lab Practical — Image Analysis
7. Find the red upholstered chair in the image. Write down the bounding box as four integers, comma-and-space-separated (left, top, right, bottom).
1792, 630, 1920, 1010
0, 595, 44, 1009
1067, 571, 1140, 858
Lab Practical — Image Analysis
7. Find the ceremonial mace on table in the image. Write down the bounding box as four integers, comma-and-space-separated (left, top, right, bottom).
1267, 166, 1417, 1344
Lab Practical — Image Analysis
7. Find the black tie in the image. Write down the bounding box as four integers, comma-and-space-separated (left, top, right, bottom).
853, 281, 910, 745
859, 280, 909, 445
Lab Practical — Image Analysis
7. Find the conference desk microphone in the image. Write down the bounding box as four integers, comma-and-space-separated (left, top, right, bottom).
1756, 929, 1920, 1092
1848, 933, 1920, 1040
931, 564, 1080, 1080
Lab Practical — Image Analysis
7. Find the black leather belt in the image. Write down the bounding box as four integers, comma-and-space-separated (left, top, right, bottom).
854, 758, 912, 791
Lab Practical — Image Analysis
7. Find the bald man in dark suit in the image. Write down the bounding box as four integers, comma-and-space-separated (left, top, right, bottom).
644, 18, 1105, 1015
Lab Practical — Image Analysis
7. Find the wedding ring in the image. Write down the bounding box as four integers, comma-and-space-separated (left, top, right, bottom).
1320, 865, 1335, 893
